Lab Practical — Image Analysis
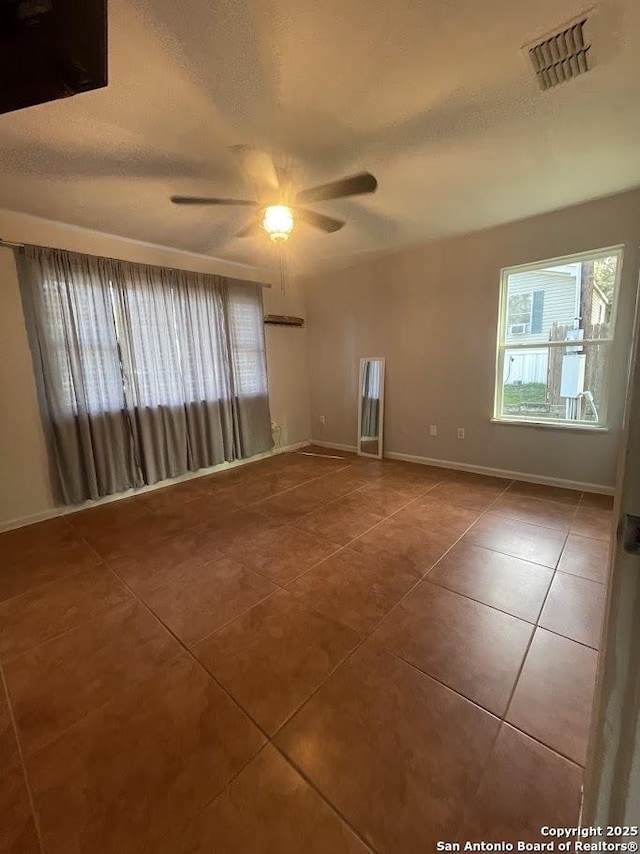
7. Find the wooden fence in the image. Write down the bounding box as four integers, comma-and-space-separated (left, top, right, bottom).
547, 321, 608, 419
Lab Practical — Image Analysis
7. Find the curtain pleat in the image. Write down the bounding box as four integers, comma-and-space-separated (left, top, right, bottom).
361, 360, 381, 438
18, 246, 273, 504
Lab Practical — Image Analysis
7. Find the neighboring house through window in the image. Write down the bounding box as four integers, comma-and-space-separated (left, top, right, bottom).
494, 247, 623, 426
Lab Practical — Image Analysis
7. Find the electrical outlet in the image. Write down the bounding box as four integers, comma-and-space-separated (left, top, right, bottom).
319, 415, 326, 425
457, 427, 465, 440
429, 424, 437, 437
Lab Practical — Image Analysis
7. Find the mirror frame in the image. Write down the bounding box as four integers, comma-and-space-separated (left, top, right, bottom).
357, 357, 386, 459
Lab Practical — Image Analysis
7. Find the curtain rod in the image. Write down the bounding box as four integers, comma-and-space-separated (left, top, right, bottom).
0, 237, 272, 288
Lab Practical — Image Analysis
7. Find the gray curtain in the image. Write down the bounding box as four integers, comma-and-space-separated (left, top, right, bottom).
18, 246, 273, 504
361, 360, 381, 438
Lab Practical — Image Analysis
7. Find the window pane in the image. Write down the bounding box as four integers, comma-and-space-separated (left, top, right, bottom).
502, 252, 619, 345
500, 342, 608, 424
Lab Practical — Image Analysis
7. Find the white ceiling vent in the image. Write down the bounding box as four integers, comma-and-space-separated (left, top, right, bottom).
526, 14, 592, 90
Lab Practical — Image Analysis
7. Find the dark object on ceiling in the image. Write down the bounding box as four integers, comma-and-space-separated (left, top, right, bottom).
0, 0, 108, 115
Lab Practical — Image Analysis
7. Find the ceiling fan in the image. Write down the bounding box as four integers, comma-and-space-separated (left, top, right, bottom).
170, 150, 378, 243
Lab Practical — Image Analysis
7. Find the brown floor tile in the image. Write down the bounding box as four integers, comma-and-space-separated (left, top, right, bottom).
421, 480, 506, 511
257, 483, 330, 521
224, 525, 340, 585
464, 515, 567, 568
194, 590, 361, 734
346, 457, 389, 478
0, 770, 40, 854
145, 489, 244, 529
306, 468, 375, 502
506, 628, 598, 765
67, 497, 159, 556
287, 547, 419, 634
580, 492, 615, 510
446, 471, 510, 488
266, 467, 327, 492
205, 509, 284, 553
27, 655, 264, 854
506, 481, 582, 505
380, 462, 445, 487
0, 688, 40, 854
5, 600, 182, 754
170, 745, 368, 854
539, 573, 606, 649
143, 556, 276, 646
294, 496, 385, 546
372, 582, 533, 715
276, 644, 499, 853
461, 725, 582, 842
202, 473, 288, 506
350, 515, 465, 575
490, 494, 576, 532
428, 541, 553, 622
352, 479, 430, 516
397, 496, 481, 533
0, 453, 602, 847
108, 526, 226, 595
0, 565, 131, 659
558, 534, 610, 584
138, 479, 210, 512
290, 454, 351, 477
571, 507, 613, 542
0, 516, 72, 554
0, 526, 101, 604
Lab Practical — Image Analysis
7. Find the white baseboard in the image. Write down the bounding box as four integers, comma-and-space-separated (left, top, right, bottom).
384, 450, 614, 495
311, 440, 358, 453
0, 440, 311, 533
309, 440, 613, 495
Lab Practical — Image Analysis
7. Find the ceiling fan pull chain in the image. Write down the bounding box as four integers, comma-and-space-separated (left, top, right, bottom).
278, 242, 294, 298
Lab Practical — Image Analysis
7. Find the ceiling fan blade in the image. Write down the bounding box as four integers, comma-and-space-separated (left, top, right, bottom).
170, 195, 258, 206
296, 172, 377, 204
235, 219, 263, 238
297, 208, 345, 233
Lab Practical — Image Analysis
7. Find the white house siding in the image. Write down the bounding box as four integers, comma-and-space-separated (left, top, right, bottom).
591, 288, 608, 325
505, 263, 580, 385
505, 263, 580, 346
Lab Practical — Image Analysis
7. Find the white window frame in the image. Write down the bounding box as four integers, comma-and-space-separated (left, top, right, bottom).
493, 245, 624, 430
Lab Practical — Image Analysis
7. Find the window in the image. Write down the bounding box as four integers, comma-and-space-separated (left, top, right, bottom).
42, 273, 268, 415
494, 247, 622, 427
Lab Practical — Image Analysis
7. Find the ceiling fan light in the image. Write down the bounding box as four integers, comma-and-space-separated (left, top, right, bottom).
263, 205, 294, 241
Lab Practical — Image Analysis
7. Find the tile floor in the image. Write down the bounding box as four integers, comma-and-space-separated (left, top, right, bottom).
0, 448, 613, 853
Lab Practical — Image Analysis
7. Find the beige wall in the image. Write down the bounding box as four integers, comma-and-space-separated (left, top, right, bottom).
304, 189, 640, 489
0, 211, 310, 528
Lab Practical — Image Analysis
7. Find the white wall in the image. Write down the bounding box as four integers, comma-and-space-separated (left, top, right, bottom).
0, 210, 310, 528
303, 189, 640, 489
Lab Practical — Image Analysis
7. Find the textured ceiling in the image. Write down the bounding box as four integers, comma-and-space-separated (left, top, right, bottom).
0, 0, 639, 273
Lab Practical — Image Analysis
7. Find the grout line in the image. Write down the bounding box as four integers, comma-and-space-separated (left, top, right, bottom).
269, 742, 378, 853
0, 660, 46, 854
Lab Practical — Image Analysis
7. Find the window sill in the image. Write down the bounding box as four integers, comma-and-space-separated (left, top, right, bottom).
490, 417, 609, 433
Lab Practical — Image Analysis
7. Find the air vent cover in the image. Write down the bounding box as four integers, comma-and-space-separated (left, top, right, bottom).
528, 16, 591, 90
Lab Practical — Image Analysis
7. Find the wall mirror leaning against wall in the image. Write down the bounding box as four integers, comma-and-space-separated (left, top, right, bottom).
357, 357, 385, 459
